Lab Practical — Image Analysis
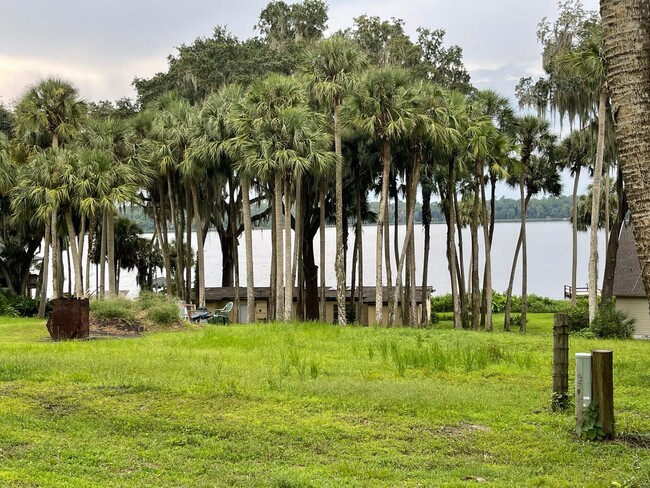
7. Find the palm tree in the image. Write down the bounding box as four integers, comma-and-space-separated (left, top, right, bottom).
151, 94, 196, 303
344, 67, 419, 326
303, 35, 366, 326
231, 74, 336, 322
504, 115, 557, 332
601, 0, 650, 314
559, 23, 607, 323
13, 77, 85, 305
557, 129, 594, 306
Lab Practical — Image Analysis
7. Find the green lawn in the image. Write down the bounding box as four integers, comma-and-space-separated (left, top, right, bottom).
1, 315, 649, 487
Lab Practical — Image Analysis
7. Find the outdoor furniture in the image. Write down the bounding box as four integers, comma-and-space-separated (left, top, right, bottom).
213, 302, 233, 325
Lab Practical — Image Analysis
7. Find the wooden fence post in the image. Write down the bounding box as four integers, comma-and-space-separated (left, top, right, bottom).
552, 313, 569, 410
592, 349, 614, 439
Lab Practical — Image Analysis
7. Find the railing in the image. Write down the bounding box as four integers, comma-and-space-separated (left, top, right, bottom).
564, 285, 599, 299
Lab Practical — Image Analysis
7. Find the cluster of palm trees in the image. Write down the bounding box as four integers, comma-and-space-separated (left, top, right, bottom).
3, 17, 622, 331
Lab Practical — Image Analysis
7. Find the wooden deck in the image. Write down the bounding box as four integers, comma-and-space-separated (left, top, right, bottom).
564, 285, 599, 299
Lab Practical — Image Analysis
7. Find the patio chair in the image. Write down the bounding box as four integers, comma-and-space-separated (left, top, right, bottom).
213, 302, 233, 325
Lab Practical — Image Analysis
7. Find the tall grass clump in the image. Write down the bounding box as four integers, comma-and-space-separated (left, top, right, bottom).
90, 297, 137, 323
138, 292, 181, 326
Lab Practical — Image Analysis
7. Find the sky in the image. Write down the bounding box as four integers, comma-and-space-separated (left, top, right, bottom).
1, 0, 600, 106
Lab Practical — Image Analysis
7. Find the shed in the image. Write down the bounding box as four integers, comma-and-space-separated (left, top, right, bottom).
612, 223, 650, 338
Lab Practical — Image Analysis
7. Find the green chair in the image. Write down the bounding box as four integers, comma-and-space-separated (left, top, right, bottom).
213, 302, 233, 325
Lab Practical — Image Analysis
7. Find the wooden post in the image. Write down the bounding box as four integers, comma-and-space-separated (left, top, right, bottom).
552, 313, 569, 410
592, 349, 614, 439
575, 353, 592, 434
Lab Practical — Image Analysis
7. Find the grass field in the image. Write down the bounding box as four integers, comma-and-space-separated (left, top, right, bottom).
1, 314, 649, 487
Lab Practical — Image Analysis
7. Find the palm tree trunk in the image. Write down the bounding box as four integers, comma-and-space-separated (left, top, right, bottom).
242, 177, 256, 323
319, 177, 326, 321
571, 169, 581, 306
292, 174, 304, 321
185, 189, 193, 303
602, 166, 628, 304
107, 211, 116, 296
470, 160, 481, 330
100, 209, 107, 299
504, 193, 532, 330
454, 190, 468, 328
51, 211, 62, 300
190, 178, 205, 307
284, 175, 293, 321
588, 87, 608, 323
421, 183, 432, 326
334, 100, 347, 326
375, 138, 391, 326
384, 195, 394, 325
391, 149, 421, 327
168, 174, 184, 299
274, 173, 284, 322
38, 220, 51, 318
156, 188, 173, 295
520, 178, 528, 333
480, 178, 493, 332
355, 173, 364, 324
63, 208, 83, 297
85, 216, 95, 297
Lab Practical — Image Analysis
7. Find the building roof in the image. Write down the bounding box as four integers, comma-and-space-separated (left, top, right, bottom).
613, 223, 647, 298
204, 286, 433, 304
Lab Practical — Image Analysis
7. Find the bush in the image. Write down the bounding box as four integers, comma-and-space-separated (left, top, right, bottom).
430, 294, 454, 313
90, 298, 137, 324
136, 291, 168, 310
567, 304, 590, 332
590, 302, 635, 339
146, 303, 180, 326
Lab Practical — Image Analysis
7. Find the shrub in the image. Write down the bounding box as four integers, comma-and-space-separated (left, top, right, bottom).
0, 292, 17, 317
90, 298, 137, 324
430, 294, 454, 313
567, 304, 590, 332
146, 303, 180, 326
589, 302, 635, 339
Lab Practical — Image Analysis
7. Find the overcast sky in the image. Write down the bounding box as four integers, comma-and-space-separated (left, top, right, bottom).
1, 0, 600, 106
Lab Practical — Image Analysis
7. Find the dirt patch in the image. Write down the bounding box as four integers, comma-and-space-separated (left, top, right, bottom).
89, 317, 146, 338
439, 422, 491, 437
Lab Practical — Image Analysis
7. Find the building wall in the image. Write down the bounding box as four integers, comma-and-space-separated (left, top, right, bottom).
616, 297, 650, 338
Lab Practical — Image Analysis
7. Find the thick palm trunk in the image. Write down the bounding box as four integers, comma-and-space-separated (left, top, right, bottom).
156, 189, 173, 295
85, 217, 95, 297
319, 177, 326, 321
333, 101, 347, 326
190, 178, 205, 307
274, 173, 284, 322
38, 220, 51, 318
588, 87, 608, 323
63, 208, 83, 297
571, 170, 581, 306
242, 177, 256, 323
375, 139, 391, 326
384, 196, 394, 325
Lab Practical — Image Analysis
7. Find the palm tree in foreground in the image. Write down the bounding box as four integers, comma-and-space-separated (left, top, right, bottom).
345, 66, 418, 326
304, 35, 366, 325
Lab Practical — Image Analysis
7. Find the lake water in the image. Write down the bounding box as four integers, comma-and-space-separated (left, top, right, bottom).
87, 220, 603, 300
